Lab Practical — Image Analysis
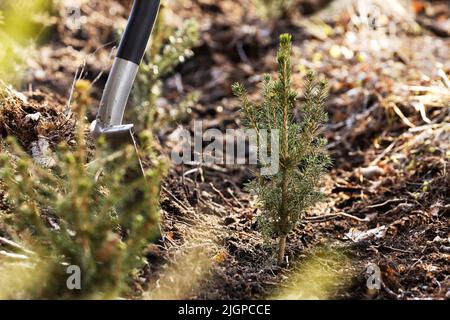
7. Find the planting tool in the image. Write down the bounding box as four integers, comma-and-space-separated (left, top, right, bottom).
91, 0, 161, 174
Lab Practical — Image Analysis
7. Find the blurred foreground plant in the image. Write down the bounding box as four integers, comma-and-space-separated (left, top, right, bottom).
252, 0, 293, 19
271, 246, 352, 299
0, 99, 167, 298
0, 0, 54, 85
233, 34, 330, 265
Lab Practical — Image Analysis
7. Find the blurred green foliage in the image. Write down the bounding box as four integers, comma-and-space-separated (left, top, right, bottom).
0, 0, 54, 85
252, 0, 293, 19
0, 97, 167, 299
271, 246, 353, 299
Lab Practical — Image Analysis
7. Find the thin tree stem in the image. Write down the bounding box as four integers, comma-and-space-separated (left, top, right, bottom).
277, 233, 287, 265
278, 47, 290, 266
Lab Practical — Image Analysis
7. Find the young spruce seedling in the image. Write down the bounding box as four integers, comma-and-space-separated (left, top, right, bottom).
232, 34, 330, 265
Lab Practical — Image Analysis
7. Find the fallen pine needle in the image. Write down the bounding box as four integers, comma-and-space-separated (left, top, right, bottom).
0, 250, 29, 260
0, 236, 35, 255
305, 212, 369, 223
392, 104, 415, 128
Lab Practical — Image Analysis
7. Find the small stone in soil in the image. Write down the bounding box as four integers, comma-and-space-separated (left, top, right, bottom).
224, 217, 236, 225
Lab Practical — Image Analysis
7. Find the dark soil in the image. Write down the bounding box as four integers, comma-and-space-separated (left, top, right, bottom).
1, 0, 448, 300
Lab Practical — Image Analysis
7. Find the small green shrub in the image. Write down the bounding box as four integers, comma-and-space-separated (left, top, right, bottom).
233, 34, 330, 265
0, 101, 167, 298
252, 0, 293, 19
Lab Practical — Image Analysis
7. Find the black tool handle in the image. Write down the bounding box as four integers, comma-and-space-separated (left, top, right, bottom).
117, 0, 161, 65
